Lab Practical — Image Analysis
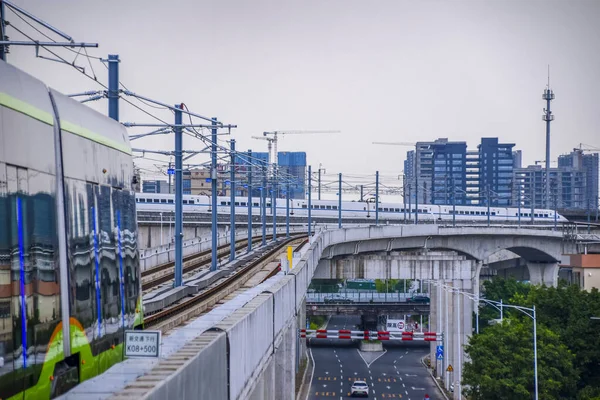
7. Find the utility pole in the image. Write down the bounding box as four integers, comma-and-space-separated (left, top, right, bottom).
486, 184, 491, 227
247, 150, 253, 253
229, 139, 236, 262
360, 185, 364, 202
262, 162, 267, 246
375, 171, 380, 225
542, 70, 555, 209
210, 117, 218, 271
531, 174, 535, 224
0, 2, 6, 61
107, 54, 120, 121
308, 165, 312, 238
317, 164, 325, 200
403, 174, 407, 223
174, 104, 183, 286
272, 167, 277, 241
338, 173, 342, 229
286, 175, 290, 238
415, 151, 419, 225
452, 177, 456, 227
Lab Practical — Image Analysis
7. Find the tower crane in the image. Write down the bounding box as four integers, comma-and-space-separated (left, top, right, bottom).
574, 143, 600, 152
254, 130, 340, 167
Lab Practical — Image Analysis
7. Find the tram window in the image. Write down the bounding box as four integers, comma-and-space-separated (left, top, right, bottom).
332, 206, 338, 210
302, 204, 307, 209
160, 199, 167, 203
221, 201, 227, 206
491, 212, 496, 216
154, 199, 160, 203
401, 209, 405, 213
139, 198, 145, 203
235, 202, 240, 206
168, 199, 173, 204
394, 208, 400, 212
320, 205, 325, 209
253, 202, 259, 207
241, 202, 246, 206
470, 211, 474, 215
267, 203, 272, 207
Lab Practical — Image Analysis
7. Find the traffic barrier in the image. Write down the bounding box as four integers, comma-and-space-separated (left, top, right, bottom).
299, 329, 442, 341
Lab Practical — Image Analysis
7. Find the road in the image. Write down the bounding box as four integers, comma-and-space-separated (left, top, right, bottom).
307, 315, 441, 400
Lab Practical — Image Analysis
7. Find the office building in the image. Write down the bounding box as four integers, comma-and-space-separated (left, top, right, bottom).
278, 152, 307, 200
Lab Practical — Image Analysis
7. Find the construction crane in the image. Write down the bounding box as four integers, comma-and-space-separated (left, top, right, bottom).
372, 141, 416, 146
256, 130, 340, 166
574, 143, 600, 152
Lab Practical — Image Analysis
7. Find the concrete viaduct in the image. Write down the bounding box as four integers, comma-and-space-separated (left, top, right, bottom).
63, 225, 578, 400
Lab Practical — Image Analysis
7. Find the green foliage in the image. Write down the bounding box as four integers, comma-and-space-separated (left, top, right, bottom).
467, 277, 600, 399
375, 279, 400, 293
463, 319, 578, 400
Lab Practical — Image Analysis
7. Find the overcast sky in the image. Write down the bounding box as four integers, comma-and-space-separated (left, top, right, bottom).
6, 0, 600, 194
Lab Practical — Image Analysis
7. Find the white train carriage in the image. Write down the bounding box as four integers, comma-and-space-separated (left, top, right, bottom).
134, 193, 568, 224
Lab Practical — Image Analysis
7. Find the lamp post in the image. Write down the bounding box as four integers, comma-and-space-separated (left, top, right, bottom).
432, 281, 536, 400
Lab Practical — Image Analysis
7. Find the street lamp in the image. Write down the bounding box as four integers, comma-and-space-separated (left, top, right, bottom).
430, 281, 538, 400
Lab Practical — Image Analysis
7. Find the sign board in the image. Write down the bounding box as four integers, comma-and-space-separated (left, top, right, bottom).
167, 168, 175, 175
436, 345, 444, 360
446, 364, 454, 372
125, 330, 161, 358
386, 319, 405, 332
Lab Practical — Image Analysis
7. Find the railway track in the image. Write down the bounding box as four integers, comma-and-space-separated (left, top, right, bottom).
141, 235, 276, 292
144, 235, 307, 332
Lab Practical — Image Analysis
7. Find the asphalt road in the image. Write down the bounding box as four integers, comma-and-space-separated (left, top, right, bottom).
307, 315, 441, 400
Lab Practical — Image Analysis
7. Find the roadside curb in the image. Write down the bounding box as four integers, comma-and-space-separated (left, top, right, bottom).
297, 316, 330, 399
420, 355, 450, 400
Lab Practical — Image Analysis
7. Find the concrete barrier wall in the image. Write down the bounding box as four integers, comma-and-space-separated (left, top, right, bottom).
139, 225, 307, 271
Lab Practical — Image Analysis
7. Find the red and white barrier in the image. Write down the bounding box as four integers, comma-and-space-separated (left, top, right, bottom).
299, 329, 442, 341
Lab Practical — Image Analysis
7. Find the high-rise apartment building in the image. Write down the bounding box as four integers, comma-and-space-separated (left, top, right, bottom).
404, 137, 515, 206
478, 138, 515, 206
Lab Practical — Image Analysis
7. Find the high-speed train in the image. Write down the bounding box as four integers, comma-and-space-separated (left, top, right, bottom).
0, 61, 141, 398
135, 192, 569, 224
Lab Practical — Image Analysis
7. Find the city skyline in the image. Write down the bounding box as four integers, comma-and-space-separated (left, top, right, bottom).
4, 0, 600, 181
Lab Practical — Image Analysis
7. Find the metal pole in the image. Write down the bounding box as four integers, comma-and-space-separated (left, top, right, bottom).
211, 117, 218, 271
168, 161, 172, 194
308, 165, 312, 238
262, 162, 267, 246
531, 176, 535, 224
518, 185, 521, 227
160, 213, 163, 246
457, 288, 462, 400
475, 294, 479, 334
286, 178, 290, 238
487, 185, 490, 227
445, 286, 449, 388
0, 2, 6, 62
247, 150, 253, 253
437, 283, 442, 377
318, 167, 322, 200
174, 105, 183, 286
360, 185, 364, 202
338, 173, 342, 229
375, 171, 379, 225
452, 178, 456, 227
408, 184, 412, 223
272, 167, 277, 241
500, 299, 503, 321
107, 54, 120, 121
229, 139, 236, 262
403, 174, 407, 223
415, 155, 419, 225
533, 306, 539, 400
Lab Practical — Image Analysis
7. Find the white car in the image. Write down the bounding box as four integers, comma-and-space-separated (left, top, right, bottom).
350, 380, 369, 397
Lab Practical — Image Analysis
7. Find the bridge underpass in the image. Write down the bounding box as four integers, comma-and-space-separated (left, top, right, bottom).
64, 225, 582, 400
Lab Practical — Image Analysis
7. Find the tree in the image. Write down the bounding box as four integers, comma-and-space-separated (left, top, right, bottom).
478, 277, 531, 328
463, 319, 578, 400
